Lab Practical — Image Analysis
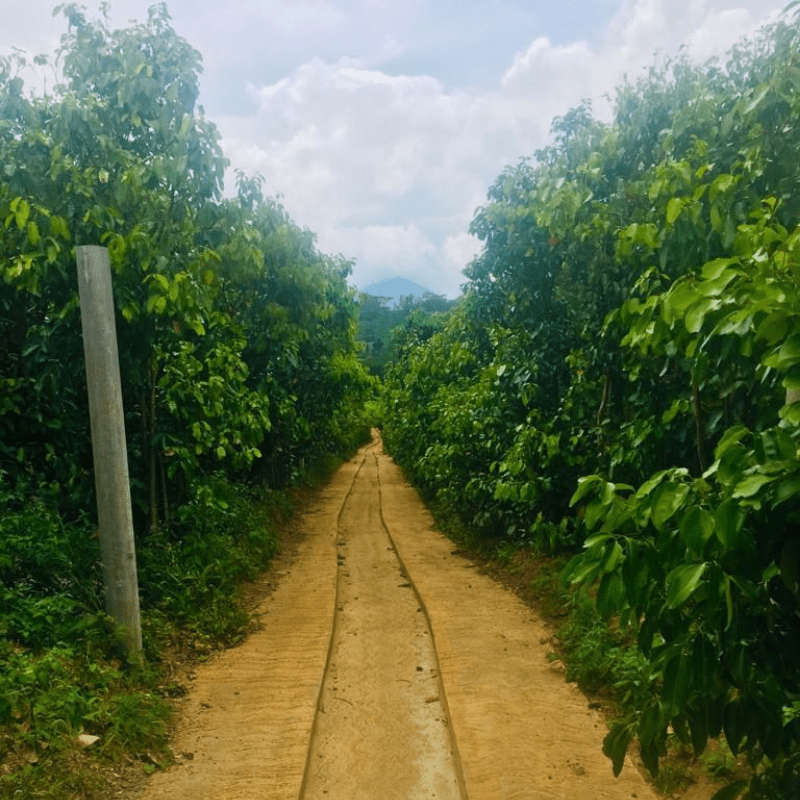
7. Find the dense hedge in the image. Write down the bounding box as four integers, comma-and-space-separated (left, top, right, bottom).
383, 12, 800, 798
0, 6, 373, 794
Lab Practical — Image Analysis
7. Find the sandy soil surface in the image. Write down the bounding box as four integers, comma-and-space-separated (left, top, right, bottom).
133, 436, 661, 800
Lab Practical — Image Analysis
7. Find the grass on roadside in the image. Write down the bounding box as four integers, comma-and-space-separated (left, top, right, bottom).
0, 469, 298, 799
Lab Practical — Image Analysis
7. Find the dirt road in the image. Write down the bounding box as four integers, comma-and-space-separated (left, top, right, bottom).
136, 437, 657, 800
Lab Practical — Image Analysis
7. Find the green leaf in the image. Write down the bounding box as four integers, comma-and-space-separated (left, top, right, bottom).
597, 571, 624, 616
764, 333, 800, 371
602, 724, 632, 778
584, 533, 612, 550
783, 364, 800, 390
731, 473, 773, 498
26, 221, 40, 246
713, 308, 752, 337
559, 552, 584, 586
724, 576, 734, 630
685, 298, 717, 333
780, 402, 800, 426
665, 563, 707, 608
743, 82, 770, 114
756, 311, 789, 345
50, 215, 70, 240
12, 197, 30, 230
774, 476, 800, 505
714, 426, 750, 459
635, 470, 670, 501
687, 708, 708, 756
562, 552, 602, 586
663, 649, 691, 714
701, 258, 736, 281
714, 500, 746, 549
723, 700, 749, 755
651, 482, 690, 530
709, 781, 748, 800
716, 444, 749, 486
622, 543, 648, 606
600, 540, 623, 573
680, 506, 714, 553
667, 282, 698, 314
638, 703, 665, 773
756, 429, 796, 463
666, 197, 685, 225
569, 475, 604, 507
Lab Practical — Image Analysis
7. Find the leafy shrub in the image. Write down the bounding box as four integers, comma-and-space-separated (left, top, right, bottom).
556, 594, 653, 710
137, 474, 281, 644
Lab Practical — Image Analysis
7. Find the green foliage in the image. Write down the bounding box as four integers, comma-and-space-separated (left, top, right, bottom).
555, 594, 653, 711
0, 465, 291, 794
138, 474, 281, 645
0, 6, 374, 795
356, 290, 458, 377
1, 3, 372, 526
383, 9, 800, 796
0, 657, 171, 797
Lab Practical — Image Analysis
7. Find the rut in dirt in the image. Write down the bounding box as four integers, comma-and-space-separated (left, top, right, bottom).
134, 436, 660, 800
301, 444, 466, 800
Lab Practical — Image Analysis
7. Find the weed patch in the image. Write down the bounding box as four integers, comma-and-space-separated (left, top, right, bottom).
0, 471, 297, 798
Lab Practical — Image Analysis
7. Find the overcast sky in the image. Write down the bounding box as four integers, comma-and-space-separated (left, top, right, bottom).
2, 1, 787, 297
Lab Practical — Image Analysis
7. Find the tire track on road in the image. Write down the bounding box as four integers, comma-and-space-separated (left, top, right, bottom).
135, 451, 363, 800
133, 436, 660, 800
301, 445, 466, 800
377, 445, 658, 800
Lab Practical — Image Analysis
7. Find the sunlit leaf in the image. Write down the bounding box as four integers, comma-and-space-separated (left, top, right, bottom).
651, 482, 689, 530
666, 563, 707, 608
731, 473, 773, 498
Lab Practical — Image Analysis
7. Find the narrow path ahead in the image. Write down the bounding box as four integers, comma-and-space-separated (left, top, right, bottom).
136, 437, 656, 800
302, 442, 464, 799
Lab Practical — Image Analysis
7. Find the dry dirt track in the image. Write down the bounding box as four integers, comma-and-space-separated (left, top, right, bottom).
136, 436, 658, 800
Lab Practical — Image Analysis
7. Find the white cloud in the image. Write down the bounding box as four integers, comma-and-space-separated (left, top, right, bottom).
319, 223, 445, 291
444, 232, 482, 273
684, 8, 766, 61
4, 0, 787, 297
606, 0, 780, 63
219, 53, 516, 297
224, 2, 785, 296
502, 37, 595, 93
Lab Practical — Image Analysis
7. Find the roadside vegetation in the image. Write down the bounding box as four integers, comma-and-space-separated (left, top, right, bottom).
382, 9, 800, 799
0, 4, 372, 796
356, 290, 458, 378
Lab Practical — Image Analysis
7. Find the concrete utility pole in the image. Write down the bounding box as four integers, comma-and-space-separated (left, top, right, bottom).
76, 245, 143, 661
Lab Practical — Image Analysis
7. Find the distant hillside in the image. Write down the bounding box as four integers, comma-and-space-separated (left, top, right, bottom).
361, 277, 432, 307
356, 284, 456, 377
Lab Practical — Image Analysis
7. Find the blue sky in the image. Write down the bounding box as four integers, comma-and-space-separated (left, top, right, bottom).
2, 1, 788, 296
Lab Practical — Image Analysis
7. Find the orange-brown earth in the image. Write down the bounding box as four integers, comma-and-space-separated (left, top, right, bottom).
131, 436, 673, 800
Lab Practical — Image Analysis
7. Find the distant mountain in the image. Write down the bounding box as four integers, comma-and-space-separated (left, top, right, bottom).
360, 277, 433, 307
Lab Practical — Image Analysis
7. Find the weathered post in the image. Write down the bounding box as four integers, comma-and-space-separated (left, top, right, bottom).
76, 245, 143, 661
